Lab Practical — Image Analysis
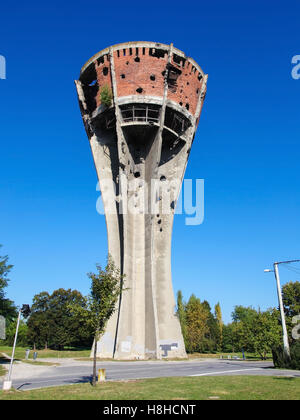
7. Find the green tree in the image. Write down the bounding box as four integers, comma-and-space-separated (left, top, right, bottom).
27, 292, 51, 349
282, 281, 300, 318
215, 302, 223, 351
5, 319, 28, 347
230, 306, 282, 359
69, 255, 125, 385
176, 290, 187, 344
27, 289, 93, 350
0, 245, 17, 323
200, 300, 219, 353
185, 295, 210, 353
99, 84, 113, 107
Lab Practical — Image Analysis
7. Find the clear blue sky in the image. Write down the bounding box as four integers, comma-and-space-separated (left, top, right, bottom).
0, 0, 300, 323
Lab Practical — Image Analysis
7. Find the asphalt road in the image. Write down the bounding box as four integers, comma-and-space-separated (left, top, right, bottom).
1, 358, 300, 391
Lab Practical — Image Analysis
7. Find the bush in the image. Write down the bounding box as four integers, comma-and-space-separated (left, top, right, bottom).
272, 341, 300, 370
99, 85, 112, 107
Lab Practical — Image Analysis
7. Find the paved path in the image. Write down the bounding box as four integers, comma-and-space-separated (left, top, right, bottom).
1, 357, 300, 391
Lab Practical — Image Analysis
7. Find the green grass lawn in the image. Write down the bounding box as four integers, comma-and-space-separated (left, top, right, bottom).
0, 345, 90, 360
0, 376, 299, 400
0, 345, 272, 362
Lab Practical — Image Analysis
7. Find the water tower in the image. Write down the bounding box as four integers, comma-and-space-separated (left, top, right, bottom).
76, 42, 207, 359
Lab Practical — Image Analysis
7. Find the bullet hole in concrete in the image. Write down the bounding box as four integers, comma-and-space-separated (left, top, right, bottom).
160, 175, 166, 181
187, 147, 191, 154
185, 103, 190, 110
171, 201, 175, 210
121, 74, 126, 79
103, 67, 109, 76
134, 56, 140, 63
136, 87, 143, 94
150, 74, 156, 81
134, 171, 141, 178
160, 228, 163, 232
157, 214, 159, 217
158, 219, 162, 224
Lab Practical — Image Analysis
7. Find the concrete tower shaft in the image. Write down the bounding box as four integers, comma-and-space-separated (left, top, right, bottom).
76, 42, 207, 359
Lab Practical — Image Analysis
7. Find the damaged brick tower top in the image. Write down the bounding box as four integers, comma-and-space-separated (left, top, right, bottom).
76, 42, 207, 359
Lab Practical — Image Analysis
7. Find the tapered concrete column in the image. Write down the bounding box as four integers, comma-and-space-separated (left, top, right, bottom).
76, 42, 207, 359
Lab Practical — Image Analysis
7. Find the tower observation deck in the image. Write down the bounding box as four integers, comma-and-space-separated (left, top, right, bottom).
76, 42, 207, 359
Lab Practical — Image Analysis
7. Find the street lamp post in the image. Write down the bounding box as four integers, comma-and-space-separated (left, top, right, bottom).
273, 263, 290, 357
264, 259, 300, 358
2, 304, 31, 391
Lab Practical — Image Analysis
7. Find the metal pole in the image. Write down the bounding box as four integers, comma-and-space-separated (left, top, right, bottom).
274, 263, 290, 357
7, 309, 21, 382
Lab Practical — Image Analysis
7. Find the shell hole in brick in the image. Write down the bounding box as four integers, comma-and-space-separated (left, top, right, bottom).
134, 56, 140, 62
121, 74, 126, 79
179, 101, 183, 106
185, 103, 190, 110
136, 87, 143, 94
103, 67, 108, 76
150, 74, 156, 81
126, 61, 129, 65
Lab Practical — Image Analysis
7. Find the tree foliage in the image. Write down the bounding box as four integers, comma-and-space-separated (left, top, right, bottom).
99, 84, 113, 107
0, 245, 17, 323
68, 255, 125, 385
176, 292, 221, 354
228, 306, 282, 359
27, 289, 93, 350
282, 281, 300, 318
